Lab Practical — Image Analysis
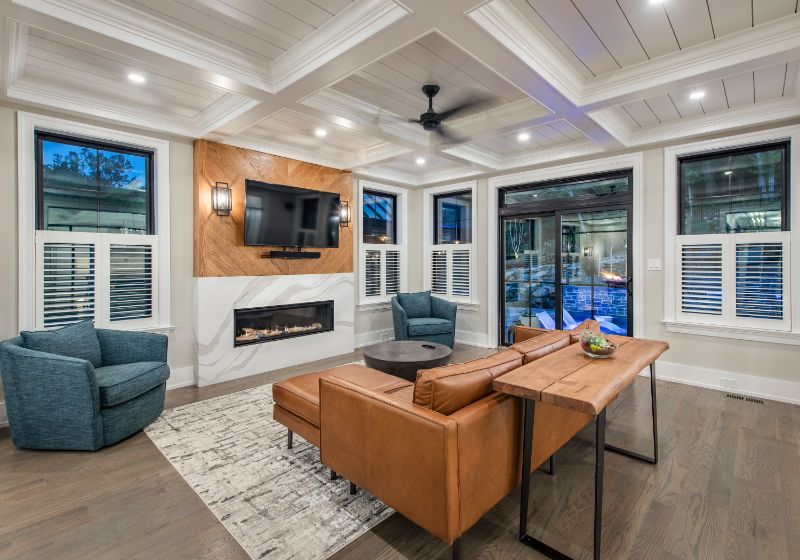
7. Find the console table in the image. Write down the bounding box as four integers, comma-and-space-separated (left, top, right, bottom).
492, 336, 669, 560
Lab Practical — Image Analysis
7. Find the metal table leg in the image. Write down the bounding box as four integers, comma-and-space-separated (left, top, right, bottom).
605, 362, 659, 464
518, 398, 607, 560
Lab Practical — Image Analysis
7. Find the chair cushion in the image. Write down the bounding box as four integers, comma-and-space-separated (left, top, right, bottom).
413, 350, 523, 415
95, 361, 170, 407
511, 330, 571, 364
21, 320, 102, 368
397, 291, 432, 319
407, 318, 453, 336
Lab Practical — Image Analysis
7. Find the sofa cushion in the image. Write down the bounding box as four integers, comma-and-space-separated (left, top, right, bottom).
397, 291, 432, 319
407, 318, 453, 336
413, 350, 523, 415
95, 361, 170, 407
273, 364, 410, 427
21, 320, 102, 368
510, 330, 571, 364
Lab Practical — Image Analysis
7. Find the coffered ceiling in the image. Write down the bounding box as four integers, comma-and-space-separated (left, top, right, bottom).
2, 0, 799, 186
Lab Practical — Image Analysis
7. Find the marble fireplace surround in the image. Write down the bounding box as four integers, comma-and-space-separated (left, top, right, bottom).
194, 273, 355, 387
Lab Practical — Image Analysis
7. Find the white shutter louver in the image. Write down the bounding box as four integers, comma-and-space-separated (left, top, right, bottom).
735, 241, 784, 320
451, 249, 471, 298
680, 243, 723, 316
41, 241, 95, 328
110, 244, 153, 322
364, 249, 381, 297
385, 250, 401, 295
431, 250, 447, 295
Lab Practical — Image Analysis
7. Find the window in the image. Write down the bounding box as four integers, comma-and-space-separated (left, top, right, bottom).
359, 182, 405, 304
664, 130, 797, 341
679, 142, 788, 235
20, 114, 170, 333
434, 190, 472, 244
426, 183, 476, 303
362, 190, 396, 244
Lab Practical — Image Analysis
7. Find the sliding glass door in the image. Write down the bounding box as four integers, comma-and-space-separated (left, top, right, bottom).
499, 171, 633, 345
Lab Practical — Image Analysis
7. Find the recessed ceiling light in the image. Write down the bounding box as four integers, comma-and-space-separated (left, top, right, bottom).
724, 170, 733, 175
314, 128, 328, 138
415, 156, 426, 165
649, 0, 666, 4
689, 90, 705, 100
128, 73, 146, 84
517, 132, 530, 142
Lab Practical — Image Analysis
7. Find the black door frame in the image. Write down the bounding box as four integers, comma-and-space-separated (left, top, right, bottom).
498, 170, 634, 346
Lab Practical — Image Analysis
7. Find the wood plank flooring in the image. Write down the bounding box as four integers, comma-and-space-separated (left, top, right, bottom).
1, 345, 798, 560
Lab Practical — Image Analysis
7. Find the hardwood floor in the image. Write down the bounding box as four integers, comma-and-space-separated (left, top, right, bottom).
1, 345, 798, 560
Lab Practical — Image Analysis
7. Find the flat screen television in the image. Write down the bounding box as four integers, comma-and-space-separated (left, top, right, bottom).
244, 180, 340, 248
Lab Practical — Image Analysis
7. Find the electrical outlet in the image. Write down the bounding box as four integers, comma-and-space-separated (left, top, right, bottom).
647, 258, 662, 271
720, 377, 738, 389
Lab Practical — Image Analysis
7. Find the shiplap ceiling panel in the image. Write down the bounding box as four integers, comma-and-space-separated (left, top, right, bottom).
615, 0, 681, 59
755, 63, 791, 101
331, 32, 534, 123
24, 28, 226, 118
662, 0, 715, 48
753, 0, 798, 25
645, 94, 682, 122
724, 71, 756, 107
468, 121, 587, 157
379, 153, 464, 174
706, 0, 753, 37
622, 100, 660, 127
522, 0, 620, 75
700, 80, 730, 113
247, 110, 382, 156
570, 0, 648, 68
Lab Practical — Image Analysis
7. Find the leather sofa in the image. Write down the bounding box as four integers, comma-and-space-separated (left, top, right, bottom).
273, 321, 599, 559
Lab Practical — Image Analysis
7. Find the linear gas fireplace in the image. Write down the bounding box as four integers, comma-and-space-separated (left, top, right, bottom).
234, 300, 334, 347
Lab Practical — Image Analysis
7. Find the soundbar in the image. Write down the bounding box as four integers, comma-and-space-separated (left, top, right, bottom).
262, 250, 321, 260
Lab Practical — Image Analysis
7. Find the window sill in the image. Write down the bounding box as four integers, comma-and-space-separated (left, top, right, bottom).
663, 321, 800, 346
128, 324, 176, 335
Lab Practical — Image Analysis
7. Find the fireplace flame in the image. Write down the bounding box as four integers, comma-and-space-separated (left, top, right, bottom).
236, 322, 324, 342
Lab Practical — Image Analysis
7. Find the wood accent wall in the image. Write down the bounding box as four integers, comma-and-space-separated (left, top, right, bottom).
193, 140, 353, 277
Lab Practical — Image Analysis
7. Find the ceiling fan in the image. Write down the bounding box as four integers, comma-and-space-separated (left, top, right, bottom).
409, 84, 491, 143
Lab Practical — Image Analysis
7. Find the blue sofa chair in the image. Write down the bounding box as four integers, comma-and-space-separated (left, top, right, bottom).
391, 291, 457, 348
0, 320, 170, 451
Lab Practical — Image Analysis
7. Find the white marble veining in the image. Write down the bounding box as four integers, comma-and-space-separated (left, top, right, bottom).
194, 273, 355, 386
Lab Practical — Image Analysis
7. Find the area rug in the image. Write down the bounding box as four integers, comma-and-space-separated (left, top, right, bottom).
144, 381, 393, 560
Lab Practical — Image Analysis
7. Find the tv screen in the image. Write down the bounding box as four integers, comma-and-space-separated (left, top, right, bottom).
244, 180, 340, 248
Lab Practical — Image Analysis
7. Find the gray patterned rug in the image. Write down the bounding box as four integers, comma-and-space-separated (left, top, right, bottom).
145, 382, 394, 560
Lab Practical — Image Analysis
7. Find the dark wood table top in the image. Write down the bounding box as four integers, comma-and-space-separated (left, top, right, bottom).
363, 340, 452, 362
493, 337, 669, 416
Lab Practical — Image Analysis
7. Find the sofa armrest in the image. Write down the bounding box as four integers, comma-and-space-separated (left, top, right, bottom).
319, 376, 460, 544
391, 297, 409, 341
513, 325, 550, 343
431, 296, 457, 324
96, 329, 168, 366
0, 341, 103, 450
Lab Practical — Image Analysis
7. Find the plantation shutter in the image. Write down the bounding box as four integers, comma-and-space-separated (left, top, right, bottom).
38, 235, 96, 328
675, 232, 790, 330
426, 245, 472, 302
35, 231, 159, 329
361, 245, 403, 302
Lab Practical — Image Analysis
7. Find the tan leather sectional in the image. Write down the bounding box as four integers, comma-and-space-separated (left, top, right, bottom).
272, 321, 600, 555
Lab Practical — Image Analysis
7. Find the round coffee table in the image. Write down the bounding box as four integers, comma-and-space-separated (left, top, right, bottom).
363, 340, 452, 382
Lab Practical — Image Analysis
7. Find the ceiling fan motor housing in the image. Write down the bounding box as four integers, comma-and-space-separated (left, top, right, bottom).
419, 84, 442, 130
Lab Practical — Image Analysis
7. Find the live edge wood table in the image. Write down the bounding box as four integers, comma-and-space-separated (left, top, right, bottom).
493, 336, 669, 560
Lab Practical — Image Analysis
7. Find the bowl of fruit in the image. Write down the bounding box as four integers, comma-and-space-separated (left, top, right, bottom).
579, 329, 617, 359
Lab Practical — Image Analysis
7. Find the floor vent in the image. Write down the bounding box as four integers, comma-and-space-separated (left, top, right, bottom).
726, 393, 764, 405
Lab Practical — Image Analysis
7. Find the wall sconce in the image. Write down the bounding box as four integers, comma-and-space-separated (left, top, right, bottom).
339, 200, 351, 227
583, 246, 593, 257
211, 182, 232, 216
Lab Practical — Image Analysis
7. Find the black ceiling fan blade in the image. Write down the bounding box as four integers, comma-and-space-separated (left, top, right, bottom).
434, 125, 464, 145
436, 97, 493, 121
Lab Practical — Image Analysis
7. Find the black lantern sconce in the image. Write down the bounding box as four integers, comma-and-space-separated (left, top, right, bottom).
339, 200, 351, 227
211, 182, 232, 216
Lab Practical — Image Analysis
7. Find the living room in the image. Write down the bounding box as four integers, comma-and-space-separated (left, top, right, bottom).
0, 1, 799, 559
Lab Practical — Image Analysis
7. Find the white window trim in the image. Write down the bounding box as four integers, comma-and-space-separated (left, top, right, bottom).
423, 180, 478, 305
357, 179, 408, 306
17, 111, 172, 332
663, 124, 800, 345
486, 153, 645, 346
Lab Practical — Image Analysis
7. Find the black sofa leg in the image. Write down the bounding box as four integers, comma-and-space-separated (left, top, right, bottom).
331, 470, 338, 481
287, 430, 293, 450
452, 538, 461, 560
549, 453, 556, 476
349, 482, 357, 495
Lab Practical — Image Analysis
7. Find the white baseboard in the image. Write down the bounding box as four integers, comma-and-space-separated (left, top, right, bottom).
455, 329, 495, 348
168, 366, 196, 389
0, 365, 197, 428
354, 328, 394, 348
653, 361, 800, 406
